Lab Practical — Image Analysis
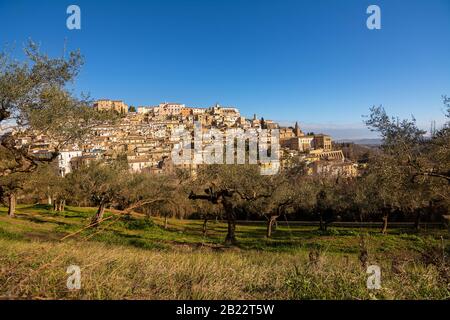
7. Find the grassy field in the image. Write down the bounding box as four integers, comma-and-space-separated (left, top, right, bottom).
0, 204, 448, 300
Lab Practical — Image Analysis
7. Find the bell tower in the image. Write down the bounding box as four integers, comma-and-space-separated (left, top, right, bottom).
294, 121, 303, 137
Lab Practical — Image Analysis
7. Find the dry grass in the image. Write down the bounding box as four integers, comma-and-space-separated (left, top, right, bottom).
0, 239, 448, 300
0, 205, 448, 300
0, 239, 292, 299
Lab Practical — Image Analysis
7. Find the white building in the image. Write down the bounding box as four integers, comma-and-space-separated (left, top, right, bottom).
158, 103, 185, 116
192, 108, 206, 115
137, 106, 156, 114
58, 150, 83, 176
128, 157, 153, 173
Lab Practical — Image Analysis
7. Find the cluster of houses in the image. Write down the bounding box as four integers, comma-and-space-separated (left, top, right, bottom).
18, 99, 358, 178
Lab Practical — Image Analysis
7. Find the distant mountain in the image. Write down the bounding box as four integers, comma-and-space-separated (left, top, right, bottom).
335, 138, 382, 146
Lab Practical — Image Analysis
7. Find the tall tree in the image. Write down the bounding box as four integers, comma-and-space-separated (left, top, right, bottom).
364, 101, 450, 232
0, 41, 115, 178
365, 104, 449, 184
67, 159, 177, 227
67, 160, 126, 226
189, 165, 273, 245
251, 166, 315, 238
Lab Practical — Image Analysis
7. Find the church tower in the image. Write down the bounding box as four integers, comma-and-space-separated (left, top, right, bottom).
294, 121, 303, 137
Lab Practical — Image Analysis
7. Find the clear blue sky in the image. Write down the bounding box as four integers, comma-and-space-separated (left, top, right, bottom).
1, 0, 449, 138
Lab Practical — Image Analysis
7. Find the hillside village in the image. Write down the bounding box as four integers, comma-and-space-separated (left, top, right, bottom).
15, 99, 358, 177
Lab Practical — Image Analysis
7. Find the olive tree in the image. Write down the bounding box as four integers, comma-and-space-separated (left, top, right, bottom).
0, 41, 115, 185
189, 164, 273, 245
67, 159, 178, 227
0, 173, 27, 217
67, 160, 126, 226
364, 102, 449, 231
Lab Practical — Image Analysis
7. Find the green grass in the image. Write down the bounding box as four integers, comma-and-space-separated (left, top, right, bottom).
0, 204, 447, 255
0, 204, 448, 299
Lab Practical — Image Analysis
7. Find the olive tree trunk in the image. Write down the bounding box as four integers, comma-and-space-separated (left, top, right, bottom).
202, 218, 208, 236
224, 210, 237, 245
414, 210, 421, 231
8, 193, 16, 217
381, 214, 389, 234
91, 203, 106, 227
58, 200, 65, 212
319, 214, 328, 231
266, 216, 278, 238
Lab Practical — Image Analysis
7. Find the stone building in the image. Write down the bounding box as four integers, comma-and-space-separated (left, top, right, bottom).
313, 134, 332, 151
94, 99, 128, 113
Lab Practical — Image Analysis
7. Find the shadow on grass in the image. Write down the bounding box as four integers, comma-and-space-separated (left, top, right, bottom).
88, 230, 168, 251
0, 227, 24, 240
27, 204, 52, 210
15, 214, 75, 227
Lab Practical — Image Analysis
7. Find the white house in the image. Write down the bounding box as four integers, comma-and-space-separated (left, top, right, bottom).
58, 150, 83, 176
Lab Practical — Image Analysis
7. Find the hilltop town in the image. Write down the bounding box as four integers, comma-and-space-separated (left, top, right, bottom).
1, 2, 449, 304
14, 99, 358, 177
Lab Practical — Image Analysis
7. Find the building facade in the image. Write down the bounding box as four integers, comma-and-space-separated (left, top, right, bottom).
94, 100, 128, 113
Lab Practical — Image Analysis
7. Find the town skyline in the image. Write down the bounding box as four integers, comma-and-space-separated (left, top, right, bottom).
9, 98, 356, 178
87, 97, 444, 140
1, 0, 449, 139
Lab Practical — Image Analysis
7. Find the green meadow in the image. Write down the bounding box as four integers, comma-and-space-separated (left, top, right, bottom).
0, 205, 448, 300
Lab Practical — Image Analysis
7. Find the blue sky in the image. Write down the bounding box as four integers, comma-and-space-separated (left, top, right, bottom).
1, 0, 449, 138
